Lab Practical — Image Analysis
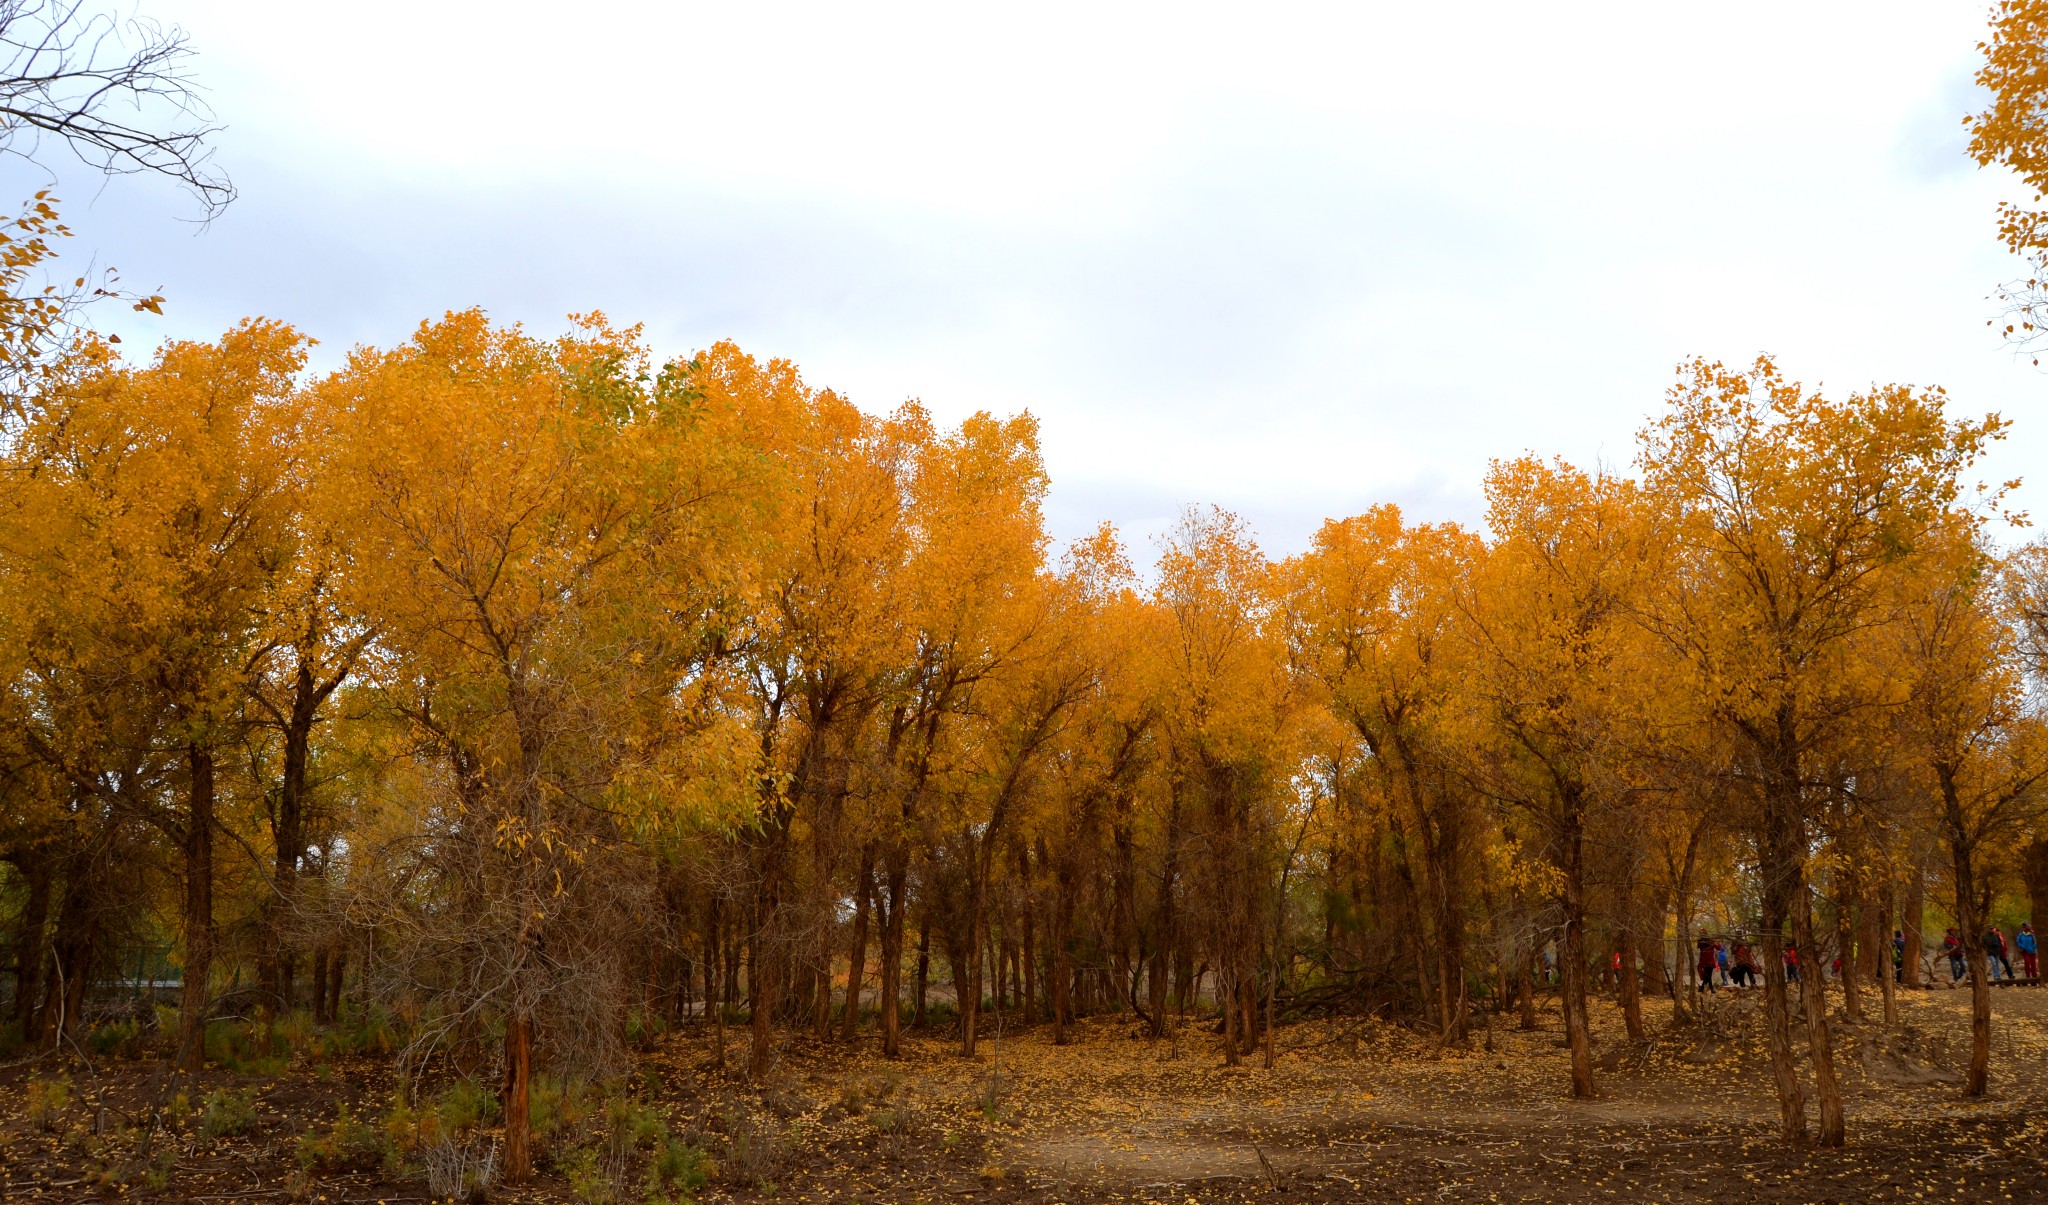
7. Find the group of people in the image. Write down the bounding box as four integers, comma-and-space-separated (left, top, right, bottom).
1939, 923, 2040, 984
1692, 933, 1783, 990
1691, 922, 2040, 991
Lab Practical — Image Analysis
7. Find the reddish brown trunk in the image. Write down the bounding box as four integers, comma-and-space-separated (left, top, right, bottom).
504, 1014, 532, 1181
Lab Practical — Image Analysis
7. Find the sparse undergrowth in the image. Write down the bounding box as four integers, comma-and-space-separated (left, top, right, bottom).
0, 988, 2043, 1202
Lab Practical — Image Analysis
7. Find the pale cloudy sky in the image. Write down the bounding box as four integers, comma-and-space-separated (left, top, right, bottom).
37, 1, 2048, 561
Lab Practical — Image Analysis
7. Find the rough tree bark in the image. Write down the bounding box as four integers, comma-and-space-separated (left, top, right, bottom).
504, 1014, 532, 1181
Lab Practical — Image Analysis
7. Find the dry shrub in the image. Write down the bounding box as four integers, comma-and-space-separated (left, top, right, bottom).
718, 1107, 787, 1185
422, 1135, 498, 1201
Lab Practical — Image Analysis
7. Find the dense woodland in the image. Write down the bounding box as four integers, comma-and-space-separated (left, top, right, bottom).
4, 311, 2048, 1174
6, 0, 2048, 1194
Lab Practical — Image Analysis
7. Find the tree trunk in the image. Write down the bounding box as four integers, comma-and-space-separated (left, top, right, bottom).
1560, 823, 1595, 1098
2022, 839, 2048, 951
841, 852, 873, 1041
1052, 866, 1075, 1044
58, 937, 88, 1046
913, 912, 930, 1029
9, 857, 50, 1029
747, 924, 773, 1078
504, 1014, 532, 1182
1835, 872, 1861, 1022
1952, 837, 1992, 1096
311, 945, 329, 1025
1615, 877, 1645, 1043
1792, 878, 1845, 1146
708, 900, 725, 1069
177, 744, 217, 1076
40, 872, 94, 1050
880, 854, 907, 1056
1904, 859, 1927, 989
1878, 887, 1898, 1027
1618, 926, 1644, 1044
962, 857, 989, 1057
265, 663, 318, 1015
1517, 947, 1537, 1030
1020, 844, 1038, 1026
1758, 845, 1807, 1142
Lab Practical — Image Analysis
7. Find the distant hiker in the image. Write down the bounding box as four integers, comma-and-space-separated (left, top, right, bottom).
1892, 930, 1906, 984
1943, 928, 1966, 983
1985, 927, 2013, 980
2019, 923, 2039, 979
1696, 931, 1719, 992
1783, 942, 1800, 983
1716, 943, 1731, 986
1732, 942, 1758, 988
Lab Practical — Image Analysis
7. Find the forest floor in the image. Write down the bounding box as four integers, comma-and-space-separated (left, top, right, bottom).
1, 982, 2045, 1204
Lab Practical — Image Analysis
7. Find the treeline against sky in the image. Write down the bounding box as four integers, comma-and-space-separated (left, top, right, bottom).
2, 312, 2046, 1169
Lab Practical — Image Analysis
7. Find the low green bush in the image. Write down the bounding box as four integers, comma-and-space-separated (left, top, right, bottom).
199, 1088, 257, 1139
85, 1018, 139, 1057
27, 1075, 71, 1130
294, 1102, 383, 1171
435, 1079, 500, 1132
204, 1020, 288, 1076
530, 1073, 589, 1137
645, 1138, 713, 1204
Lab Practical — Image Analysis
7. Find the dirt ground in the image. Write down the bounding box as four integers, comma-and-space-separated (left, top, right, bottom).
2, 982, 2045, 1203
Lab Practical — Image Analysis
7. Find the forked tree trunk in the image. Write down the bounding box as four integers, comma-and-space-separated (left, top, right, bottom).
1791, 882, 1845, 1145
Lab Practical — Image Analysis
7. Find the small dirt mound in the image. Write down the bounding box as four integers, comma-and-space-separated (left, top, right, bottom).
1854, 1027, 1962, 1086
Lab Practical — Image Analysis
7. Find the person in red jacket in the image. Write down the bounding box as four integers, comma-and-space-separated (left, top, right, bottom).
1943, 928, 1966, 984
1695, 931, 1720, 993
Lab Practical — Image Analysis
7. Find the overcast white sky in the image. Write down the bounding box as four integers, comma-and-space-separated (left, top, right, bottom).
37, 1, 2048, 562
